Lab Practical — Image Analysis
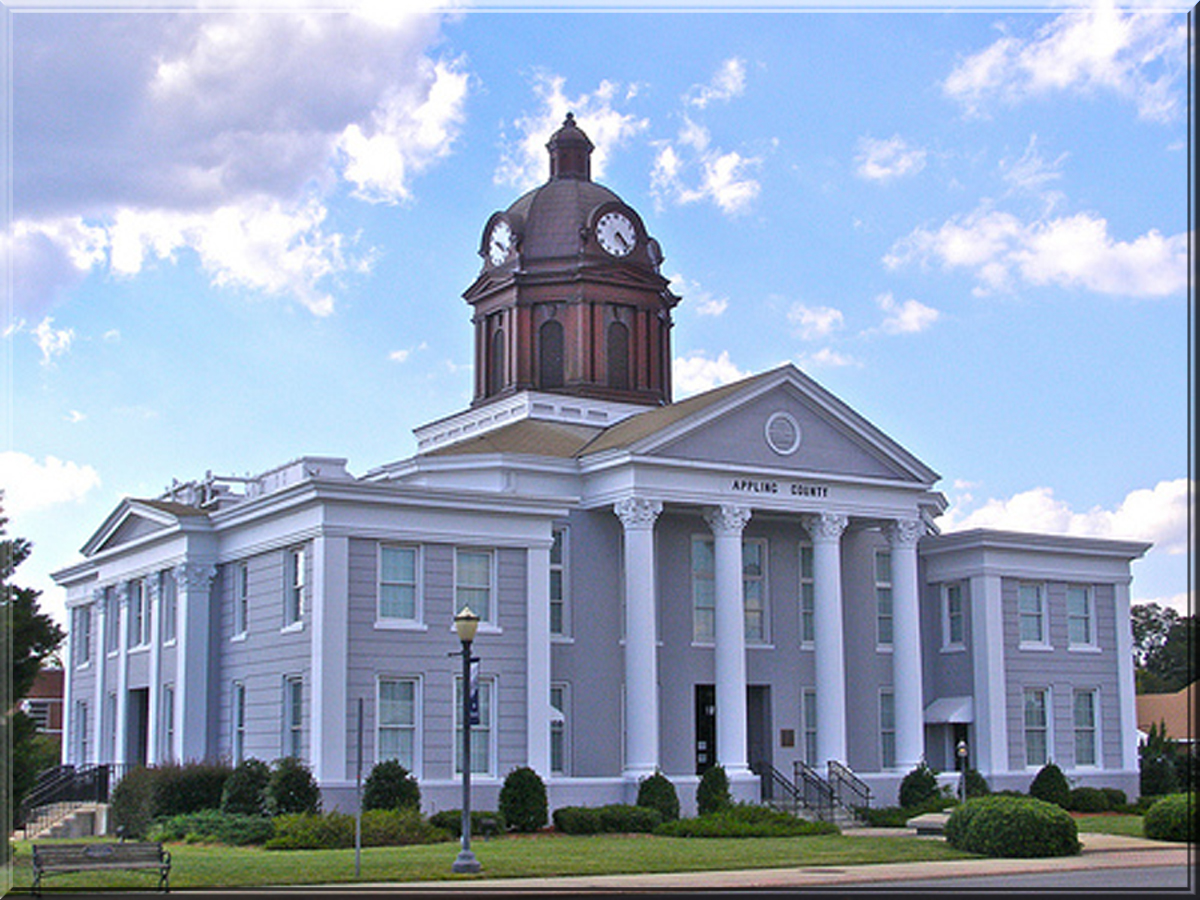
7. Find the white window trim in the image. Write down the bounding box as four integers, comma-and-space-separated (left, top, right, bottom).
691, 534, 716, 646
1023, 686, 1053, 769
875, 549, 893, 651
283, 547, 306, 629
549, 681, 570, 776
941, 582, 966, 652
802, 689, 818, 767
1072, 687, 1101, 769
743, 537, 770, 646
283, 675, 304, 760
376, 675, 422, 778
1018, 581, 1052, 650
232, 680, 246, 765
233, 562, 249, 639
377, 543, 424, 628
549, 527, 569, 639
1066, 584, 1099, 651
454, 547, 499, 630
454, 673, 497, 779
161, 684, 176, 763
799, 542, 815, 650
128, 580, 150, 649
880, 689, 896, 770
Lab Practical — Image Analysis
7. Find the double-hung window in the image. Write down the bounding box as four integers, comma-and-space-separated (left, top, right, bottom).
1024, 687, 1049, 767
550, 528, 568, 637
1018, 582, 1048, 646
691, 537, 716, 642
234, 563, 249, 637
691, 536, 770, 643
74, 700, 90, 762
232, 682, 246, 764
379, 545, 419, 623
943, 583, 965, 649
284, 676, 304, 759
802, 689, 818, 766
455, 549, 494, 624
284, 548, 305, 627
880, 691, 896, 769
799, 543, 815, 645
454, 676, 493, 776
378, 677, 418, 772
160, 571, 177, 644
104, 588, 119, 653
550, 683, 569, 774
161, 685, 175, 762
73, 606, 92, 666
1067, 585, 1095, 648
875, 551, 893, 647
1074, 689, 1098, 767
128, 580, 150, 647
743, 539, 769, 643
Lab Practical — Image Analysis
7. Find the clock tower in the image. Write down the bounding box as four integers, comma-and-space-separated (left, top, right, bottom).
463, 113, 680, 408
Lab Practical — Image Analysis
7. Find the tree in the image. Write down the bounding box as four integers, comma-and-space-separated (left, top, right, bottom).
2, 499, 68, 828
1131, 602, 1179, 668
1140, 616, 1195, 694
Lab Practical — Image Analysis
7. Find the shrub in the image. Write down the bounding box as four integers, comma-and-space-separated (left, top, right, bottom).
696, 765, 731, 816
222, 758, 271, 817
654, 803, 838, 838
151, 761, 233, 818
898, 762, 940, 810
963, 768, 990, 799
110, 766, 156, 840
1140, 754, 1180, 798
498, 766, 548, 832
428, 809, 506, 839
551, 804, 662, 835
1066, 786, 1110, 813
265, 757, 322, 816
1028, 762, 1071, 808
1100, 787, 1127, 810
1143, 793, 1194, 843
362, 760, 421, 812
945, 795, 1080, 857
359, 809, 451, 847
265, 811, 353, 850
636, 771, 680, 822
149, 810, 275, 846
552, 806, 602, 835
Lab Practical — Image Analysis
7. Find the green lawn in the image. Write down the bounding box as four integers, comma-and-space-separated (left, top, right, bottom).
4, 814, 1148, 892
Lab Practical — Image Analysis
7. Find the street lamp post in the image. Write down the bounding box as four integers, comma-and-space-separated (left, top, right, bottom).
452, 607, 482, 874
956, 739, 969, 803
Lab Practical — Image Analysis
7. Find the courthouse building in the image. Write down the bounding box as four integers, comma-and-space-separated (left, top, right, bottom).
53, 116, 1150, 813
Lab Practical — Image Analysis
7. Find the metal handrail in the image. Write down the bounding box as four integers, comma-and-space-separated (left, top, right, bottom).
793, 759, 836, 821
827, 760, 872, 810
751, 761, 803, 813
17, 763, 124, 830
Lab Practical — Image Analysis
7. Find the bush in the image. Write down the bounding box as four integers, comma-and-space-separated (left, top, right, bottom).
898, 762, 940, 810
1143, 793, 1194, 842
963, 768, 990, 799
222, 758, 271, 816
945, 795, 1080, 857
362, 760, 421, 812
266, 757, 322, 816
696, 765, 731, 816
110, 766, 156, 840
654, 803, 838, 838
265, 809, 449, 850
551, 804, 662, 835
636, 772, 680, 822
1066, 786, 1111, 813
1028, 762, 1071, 808
1101, 787, 1127, 810
149, 810, 275, 846
498, 766, 548, 832
360, 809, 451, 847
429, 809, 505, 839
1140, 754, 1180, 798
151, 761, 232, 818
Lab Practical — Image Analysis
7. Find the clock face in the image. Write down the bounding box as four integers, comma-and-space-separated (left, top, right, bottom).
488, 220, 513, 266
596, 211, 636, 257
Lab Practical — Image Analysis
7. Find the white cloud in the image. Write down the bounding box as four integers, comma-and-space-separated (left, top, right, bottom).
943, 3, 1187, 123
652, 120, 761, 216
787, 303, 844, 340
1000, 134, 1067, 194
874, 292, 939, 334
672, 350, 749, 398
884, 205, 1186, 298
798, 348, 859, 369
670, 273, 728, 317
938, 478, 1191, 555
494, 73, 649, 190
686, 58, 747, 109
65, 410, 86, 424
0, 452, 101, 518
33, 317, 75, 364
855, 135, 926, 182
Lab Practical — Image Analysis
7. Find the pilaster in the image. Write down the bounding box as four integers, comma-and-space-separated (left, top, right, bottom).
175, 562, 216, 763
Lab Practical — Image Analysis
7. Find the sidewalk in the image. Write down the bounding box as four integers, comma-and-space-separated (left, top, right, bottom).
227, 830, 1190, 895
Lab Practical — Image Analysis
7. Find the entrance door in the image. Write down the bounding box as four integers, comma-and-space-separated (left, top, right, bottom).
747, 685, 772, 774
695, 685, 716, 775
127, 688, 149, 766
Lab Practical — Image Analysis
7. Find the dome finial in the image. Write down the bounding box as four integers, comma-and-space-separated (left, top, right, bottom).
546, 112, 593, 181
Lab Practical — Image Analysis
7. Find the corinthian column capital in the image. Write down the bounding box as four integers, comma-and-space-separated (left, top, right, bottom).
704, 505, 752, 537
614, 497, 663, 530
885, 517, 924, 548
801, 511, 849, 543
174, 562, 217, 592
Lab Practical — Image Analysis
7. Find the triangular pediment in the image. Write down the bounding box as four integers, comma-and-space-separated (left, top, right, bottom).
583, 365, 939, 485
82, 499, 207, 557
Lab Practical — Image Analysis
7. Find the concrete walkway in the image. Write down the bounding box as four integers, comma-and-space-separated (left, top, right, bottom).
221, 830, 1191, 895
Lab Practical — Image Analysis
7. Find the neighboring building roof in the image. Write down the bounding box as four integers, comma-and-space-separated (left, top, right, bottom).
1136, 682, 1197, 744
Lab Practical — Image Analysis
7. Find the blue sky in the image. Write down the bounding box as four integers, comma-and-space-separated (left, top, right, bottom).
1, 1, 1191, 628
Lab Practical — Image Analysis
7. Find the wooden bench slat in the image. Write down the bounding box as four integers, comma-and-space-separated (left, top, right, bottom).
32, 842, 171, 895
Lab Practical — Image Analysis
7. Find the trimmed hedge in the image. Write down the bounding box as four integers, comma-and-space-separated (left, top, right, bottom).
653, 803, 838, 838
498, 766, 548, 832
265, 809, 450, 850
898, 763, 940, 810
149, 810, 275, 846
552, 804, 662, 835
1028, 762, 1071, 809
428, 809, 506, 839
266, 757, 322, 816
1143, 792, 1194, 843
1066, 786, 1110, 813
636, 772, 680, 822
696, 765, 732, 816
152, 761, 233, 818
945, 795, 1080, 857
222, 758, 271, 817
362, 760, 421, 812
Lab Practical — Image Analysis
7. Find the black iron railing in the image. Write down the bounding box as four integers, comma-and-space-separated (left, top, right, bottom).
17, 763, 132, 833
827, 759, 872, 811
793, 759, 836, 822
751, 761, 804, 813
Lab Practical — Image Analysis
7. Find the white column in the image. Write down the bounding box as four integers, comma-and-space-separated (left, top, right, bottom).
310, 535, 349, 783
802, 512, 849, 767
1113, 576, 1139, 773
114, 583, 130, 766
145, 575, 162, 765
526, 539, 553, 778
176, 563, 215, 763
91, 587, 108, 765
886, 518, 925, 771
614, 497, 662, 780
970, 574, 1007, 775
705, 504, 752, 777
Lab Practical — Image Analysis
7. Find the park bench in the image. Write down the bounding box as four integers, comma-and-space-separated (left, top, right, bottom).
31, 841, 171, 895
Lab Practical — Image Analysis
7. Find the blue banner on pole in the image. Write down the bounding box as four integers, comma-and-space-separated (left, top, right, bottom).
468, 659, 480, 726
